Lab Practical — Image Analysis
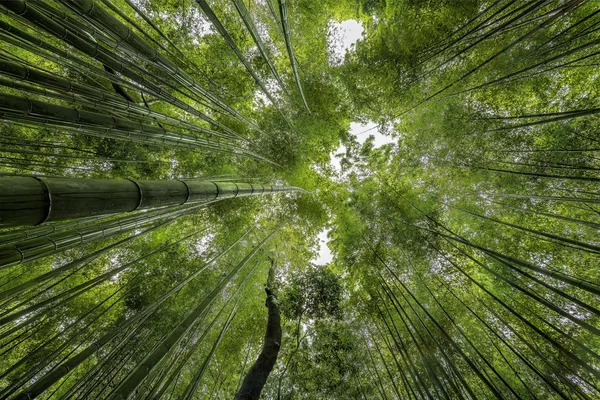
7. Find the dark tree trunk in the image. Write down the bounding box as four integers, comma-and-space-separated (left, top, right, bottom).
235, 261, 282, 400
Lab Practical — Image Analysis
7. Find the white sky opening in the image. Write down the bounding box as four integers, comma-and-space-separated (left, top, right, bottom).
316, 123, 395, 265
328, 20, 364, 66
312, 228, 333, 265
330, 121, 395, 173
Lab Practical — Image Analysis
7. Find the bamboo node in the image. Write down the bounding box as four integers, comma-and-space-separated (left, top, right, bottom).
32, 176, 52, 225
180, 180, 191, 205
127, 179, 143, 210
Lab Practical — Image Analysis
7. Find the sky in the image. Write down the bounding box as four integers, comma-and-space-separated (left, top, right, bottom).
312, 21, 396, 266
314, 122, 396, 265
328, 19, 364, 66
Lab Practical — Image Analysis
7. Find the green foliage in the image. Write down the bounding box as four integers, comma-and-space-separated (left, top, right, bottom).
280, 265, 343, 320
2, 0, 600, 398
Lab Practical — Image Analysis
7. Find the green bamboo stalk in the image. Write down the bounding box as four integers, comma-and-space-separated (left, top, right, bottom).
477, 297, 599, 398
99, 0, 182, 61
402, 0, 548, 94
55, 0, 259, 131
193, 0, 295, 130
470, 37, 600, 91
369, 243, 503, 399
0, 221, 187, 301
433, 229, 600, 296
378, 274, 471, 399
433, 273, 555, 399
0, 229, 200, 332
231, 0, 291, 99
61, 320, 155, 399
181, 301, 239, 400
0, 200, 211, 269
433, 238, 600, 383
375, 303, 431, 400
277, 0, 309, 112
444, 238, 600, 335
0, 214, 110, 245
145, 258, 260, 400
367, 325, 404, 399
418, 276, 523, 398
395, 0, 566, 116
108, 226, 282, 399
373, 319, 420, 400
0, 281, 136, 398
0, 175, 300, 227
457, 207, 600, 254
11, 226, 253, 400
490, 200, 600, 230
148, 299, 233, 399
0, 2, 253, 137
0, 61, 243, 141
0, 92, 264, 159
378, 277, 458, 399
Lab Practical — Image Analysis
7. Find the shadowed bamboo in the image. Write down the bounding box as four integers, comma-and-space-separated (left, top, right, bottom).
0, 1, 254, 136
0, 93, 268, 160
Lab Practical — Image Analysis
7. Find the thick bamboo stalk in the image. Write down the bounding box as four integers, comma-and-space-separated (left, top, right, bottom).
0, 176, 300, 227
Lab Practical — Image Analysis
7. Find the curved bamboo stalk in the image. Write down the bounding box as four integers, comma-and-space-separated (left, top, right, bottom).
277, 0, 309, 112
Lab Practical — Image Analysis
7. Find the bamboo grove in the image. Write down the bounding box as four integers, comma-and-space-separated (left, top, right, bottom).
0, 0, 599, 399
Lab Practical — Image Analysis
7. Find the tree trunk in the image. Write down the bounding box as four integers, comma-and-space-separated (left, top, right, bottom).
235, 260, 282, 400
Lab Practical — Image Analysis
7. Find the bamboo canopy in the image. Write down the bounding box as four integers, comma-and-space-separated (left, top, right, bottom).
0, 177, 301, 227
0, 0, 599, 399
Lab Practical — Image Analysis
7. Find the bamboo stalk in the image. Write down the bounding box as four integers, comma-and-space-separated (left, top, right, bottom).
0, 176, 300, 228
